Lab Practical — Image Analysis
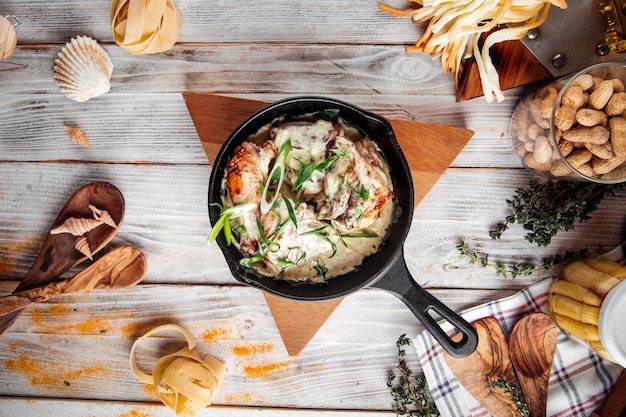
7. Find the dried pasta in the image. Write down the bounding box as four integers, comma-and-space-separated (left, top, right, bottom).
130, 324, 225, 417
379, 0, 567, 102
110, 0, 182, 54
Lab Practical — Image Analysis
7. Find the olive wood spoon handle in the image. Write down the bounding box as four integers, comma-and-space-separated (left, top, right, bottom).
0, 246, 146, 317
0, 182, 125, 337
508, 312, 557, 417
444, 317, 521, 417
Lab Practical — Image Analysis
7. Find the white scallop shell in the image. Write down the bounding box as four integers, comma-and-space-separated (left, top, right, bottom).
54, 36, 113, 102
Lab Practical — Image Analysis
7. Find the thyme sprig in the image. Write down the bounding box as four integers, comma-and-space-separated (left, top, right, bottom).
457, 238, 589, 279
387, 334, 439, 417
490, 378, 529, 417
490, 179, 622, 247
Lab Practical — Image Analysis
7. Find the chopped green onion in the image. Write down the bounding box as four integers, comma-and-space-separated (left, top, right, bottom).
240, 255, 264, 268
342, 173, 369, 201
260, 140, 291, 214
282, 194, 298, 227
313, 258, 328, 278
319, 109, 340, 119
207, 203, 256, 244
292, 150, 347, 204
301, 226, 337, 257
276, 248, 306, 270
341, 232, 378, 238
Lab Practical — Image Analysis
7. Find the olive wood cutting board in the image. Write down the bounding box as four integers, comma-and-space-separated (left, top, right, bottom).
183, 92, 474, 356
457, 39, 551, 102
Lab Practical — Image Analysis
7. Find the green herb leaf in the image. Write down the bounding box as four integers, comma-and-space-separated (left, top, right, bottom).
341, 232, 378, 238
301, 226, 337, 257
491, 179, 623, 247
388, 334, 440, 417
207, 202, 256, 245
260, 140, 291, 214
319, 109, 340, 119
239, 255, 264, 268
282, 194, 298, 227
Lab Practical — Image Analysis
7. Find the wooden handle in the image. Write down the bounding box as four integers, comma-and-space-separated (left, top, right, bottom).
0, 246, 146, 317
591, 370, 626, 417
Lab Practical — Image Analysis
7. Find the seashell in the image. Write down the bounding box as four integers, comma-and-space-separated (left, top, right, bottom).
74, 236, 93, 260
53, 36, 113, 102
50, 216, 104, 236
0, 15, 18, 61
88, 205, 117, 228
64, 126, 91, 148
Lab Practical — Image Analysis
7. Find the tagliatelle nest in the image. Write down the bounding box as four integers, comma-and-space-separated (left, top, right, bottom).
130, 324, 225, 417
111, 0, 182, 54
379, 0, 568, 103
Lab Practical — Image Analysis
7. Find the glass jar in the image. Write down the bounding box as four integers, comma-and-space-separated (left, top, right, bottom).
511, 62, 626, 184
548, 257, 626, 366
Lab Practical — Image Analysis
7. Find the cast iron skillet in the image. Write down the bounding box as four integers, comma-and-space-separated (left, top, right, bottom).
208, 96, 478, 358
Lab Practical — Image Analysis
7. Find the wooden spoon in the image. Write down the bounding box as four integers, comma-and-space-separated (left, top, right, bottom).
509, 312, 557, 417
444, 317, 521, 417
0, 182, 125, 337
0, 246, 145, 317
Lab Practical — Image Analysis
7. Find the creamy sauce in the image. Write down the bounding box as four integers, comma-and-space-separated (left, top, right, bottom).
221, 112, 395, 283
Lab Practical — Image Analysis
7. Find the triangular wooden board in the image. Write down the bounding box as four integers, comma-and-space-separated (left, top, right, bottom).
263, 293, 343, 357
183, 92, 474, 356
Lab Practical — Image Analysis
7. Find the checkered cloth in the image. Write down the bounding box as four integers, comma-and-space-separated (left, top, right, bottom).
415, 248, 625, 417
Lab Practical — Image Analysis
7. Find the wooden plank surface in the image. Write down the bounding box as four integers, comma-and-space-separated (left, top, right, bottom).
1, 0, 624, 415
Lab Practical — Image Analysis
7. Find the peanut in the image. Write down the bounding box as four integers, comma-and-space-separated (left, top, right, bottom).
550, 160, 574, 177
516, 71, 626, 179
533, 136, 552, 164
572, 73, 594, 90
554, 104, 577, 131
576, 108, 607, 127
558, 138, 575, 157
609, 116, 626, 158
523, 152, 552, 172
562, 126, 610, 144
561, 85, 586, 109
593, 155, 626, 175
585, 141, 613, 159
605, 92, 626, 116
566, 149, 593, 167
527, 124, 545, 140
612, 78, 625, 93
576, 162, 595, 177
588, 80, 614, 110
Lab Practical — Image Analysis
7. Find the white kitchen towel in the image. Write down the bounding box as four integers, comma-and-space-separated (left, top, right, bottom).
415, 255, 624, 417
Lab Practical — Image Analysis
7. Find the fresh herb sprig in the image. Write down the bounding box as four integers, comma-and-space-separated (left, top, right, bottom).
457, 238, 589, 279
490, 378, 529, 417
387, 334, 439, 417
490, 179, 623, 247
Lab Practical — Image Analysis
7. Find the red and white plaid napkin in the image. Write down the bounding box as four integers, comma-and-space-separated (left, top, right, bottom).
415, 248, 625, 417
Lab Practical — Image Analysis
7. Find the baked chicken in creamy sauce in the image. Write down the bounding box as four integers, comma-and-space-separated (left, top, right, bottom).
222, 115, 395, 282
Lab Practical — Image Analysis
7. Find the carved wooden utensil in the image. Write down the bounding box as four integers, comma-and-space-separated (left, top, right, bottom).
0, 246, 146, 317
0, 182, 125, 337
444, 317, 521, 417
509, 312, 558, 417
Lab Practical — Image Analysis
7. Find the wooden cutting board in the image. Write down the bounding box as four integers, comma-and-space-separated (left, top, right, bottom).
456, 39, 552, 102
183, 92, 474, 355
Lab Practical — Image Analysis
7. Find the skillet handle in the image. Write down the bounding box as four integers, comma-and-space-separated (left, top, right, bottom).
371, 254, 478, 358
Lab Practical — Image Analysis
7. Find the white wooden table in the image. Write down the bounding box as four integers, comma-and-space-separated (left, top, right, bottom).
1, 1, 625, 416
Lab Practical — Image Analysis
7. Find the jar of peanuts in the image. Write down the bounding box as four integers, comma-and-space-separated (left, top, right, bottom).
548, 257, 626, 367
511, 62, 626, 183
